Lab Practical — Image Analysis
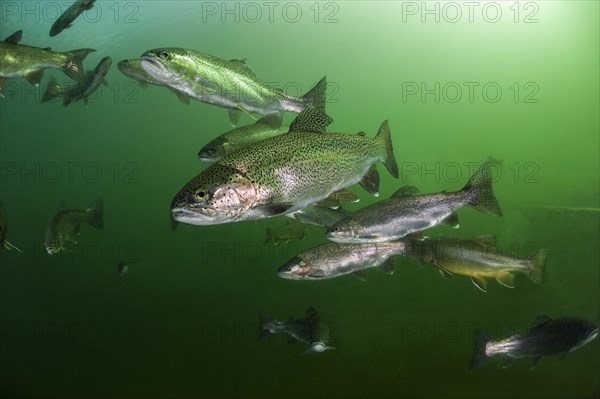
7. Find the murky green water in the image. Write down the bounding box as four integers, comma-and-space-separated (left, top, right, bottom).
1, 1, 598, 398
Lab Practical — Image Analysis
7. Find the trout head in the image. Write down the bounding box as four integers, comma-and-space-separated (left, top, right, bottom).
140, 48, 203, 87
171, 164, 258, 225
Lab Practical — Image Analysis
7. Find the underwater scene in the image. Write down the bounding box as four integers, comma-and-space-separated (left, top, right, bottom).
0, 1, 599, 398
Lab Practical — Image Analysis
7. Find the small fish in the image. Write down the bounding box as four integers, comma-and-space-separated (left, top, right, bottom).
265, 220, 309, 244
278, 241, 409, 280
45, 197, 104, 255
0, 30, 95, 96
117, 59, 191, 104
50, 0, 96, 37
42, 57, 112, 107
470, 315, 598, 369
258, 307, 334, 353
0, 201, 21, 252
171, 108, 398, 226
288, 204, 351, 228
412, 235, 547, 292
198, 114, 284, 163
117, 261, 129, 280
139, 47, 327, 124
326, 161, 502, 243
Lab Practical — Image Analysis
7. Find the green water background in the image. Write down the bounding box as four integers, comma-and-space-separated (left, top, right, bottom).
0, 1, 598, 398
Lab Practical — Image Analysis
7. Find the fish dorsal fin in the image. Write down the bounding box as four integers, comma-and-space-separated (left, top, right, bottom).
255, 113, 283, 129
227, 58, 256, 77
391, 185, 419, 198
359, 165, 380, 196
4, 30, 22, 44
441, 212, 460, 228
305, 307, 318, 318
472, 235, 497, 247
471, 276, 488, 292
531, 314, 552, 329
288, 108, 333, 133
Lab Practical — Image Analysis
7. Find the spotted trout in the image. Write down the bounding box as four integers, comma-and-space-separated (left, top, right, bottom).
170, 108, 398, 225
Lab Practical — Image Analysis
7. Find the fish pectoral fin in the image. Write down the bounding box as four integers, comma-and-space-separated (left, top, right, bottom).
359, 166, 380, 196
438, 268, 452, 280
138, 80, 148, 89
531, 356, 542, 368
169, 88, 190, 105
84, 97, 89, 107
4, 241, 23, 253
352, 270, 367, 281
471, 276, 488, 292
559, 351, 569, 361
252, 204, 294, 218
496, 273, 515, 288
25, 70, 44, 86
4, 30, 22, 44
391, 185, 419, 198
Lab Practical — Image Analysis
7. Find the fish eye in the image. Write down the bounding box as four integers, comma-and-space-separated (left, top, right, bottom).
208, 148, 216, 154
159, 52, 169, 59
332, 227, 340, 232
194, 190, 209, 201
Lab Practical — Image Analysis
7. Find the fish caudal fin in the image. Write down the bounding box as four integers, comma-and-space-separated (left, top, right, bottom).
61, 48, 96, 82
469, 329, 490, 369
301, 76, 327, 112
463, 161, 502, 217
41, 76, 62, 103
528, 249, 548, 284
375, 120, 399, 178
87, 197, 104, 231
258, 312, 273, 341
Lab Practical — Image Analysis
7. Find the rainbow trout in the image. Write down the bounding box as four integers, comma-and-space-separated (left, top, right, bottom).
170, 109, 398, 225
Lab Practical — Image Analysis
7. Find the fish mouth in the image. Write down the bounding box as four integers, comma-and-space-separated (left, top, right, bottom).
172, 207, 229, 226
140, 55, 174, 83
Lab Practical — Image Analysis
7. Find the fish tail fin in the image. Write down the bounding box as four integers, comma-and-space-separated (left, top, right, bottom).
469, 328, 490, 369
87, 197, 104, 231
4, 240, 22, 253
528, 249, 548, 284
375, 120, 399, 178
301, 76, 327, 112
41, 76, 62, 103
462, 161, 502, 217
61, 48, 96, 82
258, 312, 273, 341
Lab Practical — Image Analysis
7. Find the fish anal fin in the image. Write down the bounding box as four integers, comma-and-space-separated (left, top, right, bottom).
329, 188, 359, 203
352, 270, 367, 281
359, 166, 380, 196
228, 109, 242, 125
496, 273, 515, 288
438, 268, 452, 280
471, 276, 488, 292
380, 257, 395, 275
25, 70, 44, 86
441, 212, 460, 229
